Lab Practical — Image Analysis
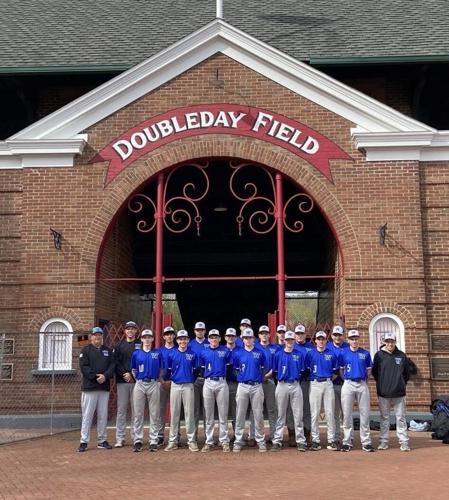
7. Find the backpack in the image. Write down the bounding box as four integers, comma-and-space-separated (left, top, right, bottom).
430, 396, 449, 440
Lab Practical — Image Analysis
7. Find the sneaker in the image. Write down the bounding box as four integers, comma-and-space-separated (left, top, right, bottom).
258, 443, 267, 453
340, 444, 351, 452
97, 441, 112, 450
78, 442, 87, 453
114, 441, 124, 448
400, 443, 411, 452
188, 442, 199, 452
362, 444, 375, 452
157, 437, 164, 447
233, 444, 242, 453
311, 442, 321, 451
377, 442, 389, 451
164, 443, 178, 452
327, 442, 338, 451
297, 443, 307, 452
201, 444, 212, 453
222, 443, 231, 453
270, 443, 282, 452
133, 442, 143, 453
247, 438, 256, 447
148, 444, 158, 452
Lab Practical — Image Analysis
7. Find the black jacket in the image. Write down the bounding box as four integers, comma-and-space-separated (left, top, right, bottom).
114, 339, 142, 383
79, 344, 115, 391
372, 347, 410, 398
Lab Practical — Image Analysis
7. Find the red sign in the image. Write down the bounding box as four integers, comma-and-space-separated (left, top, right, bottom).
92, 104, 351, 184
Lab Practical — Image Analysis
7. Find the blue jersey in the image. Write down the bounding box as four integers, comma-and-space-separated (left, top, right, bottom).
226, 346, 239, 382
131, 348, 162, 380
166, 348, 198, 384
232, 347, 267, 383
327, 342, 349, 384
338, 348, 372, 380
305, 348, 338, 380
273, 349, 305, 381
159, 345, 176, 381
200, 345, 232, 378
188, 338, 209, 356
295, 341, 314, 355
257, 343, 277, 371
235, 336, 244, 349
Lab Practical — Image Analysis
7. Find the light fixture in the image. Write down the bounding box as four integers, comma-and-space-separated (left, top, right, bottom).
379, 223, 388, 245
213, 203, 228, 213
50, 228, 63, 250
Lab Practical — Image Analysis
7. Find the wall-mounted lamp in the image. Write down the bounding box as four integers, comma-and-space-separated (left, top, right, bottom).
50, 228, 63, 250
379, 223, 388, 246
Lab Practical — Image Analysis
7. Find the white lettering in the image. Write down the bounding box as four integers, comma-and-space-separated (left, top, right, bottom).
228, 112, 246, 128
267, 120, 280, 137
199, 111, 215, 128
251, 111, 273, 132
171, 117, 187, 133
130, 132, 147, 150
213, 111, 230, 127
143, 125, 160, 142
289, 129, 303, 148
157, 119, 174, 138
301, 136, 320, 155
185, 113, 200, 129
275, 123, 295, 142
112, 139, 133, 160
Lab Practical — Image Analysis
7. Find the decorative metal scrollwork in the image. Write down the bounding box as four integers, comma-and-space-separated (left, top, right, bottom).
283, 193, 314, 233
127, 194, 157, 233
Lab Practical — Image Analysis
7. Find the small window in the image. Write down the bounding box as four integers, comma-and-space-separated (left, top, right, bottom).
38, 318, 73, 371
369, 313, 405, 356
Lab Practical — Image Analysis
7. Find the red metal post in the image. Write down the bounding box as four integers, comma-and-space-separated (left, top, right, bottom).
154, 172, 164, 347
275, 173, 286, 325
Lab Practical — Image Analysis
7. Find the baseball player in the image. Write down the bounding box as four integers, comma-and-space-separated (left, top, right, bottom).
199, 329, 232, 452
188, 321, 209, 443
157, 326, 176, 446
113, 320, 141, 448
225, 327, 239, 439
164, 330, 199, 452
236, 318, 252, 348
232, 328, 270, 453
131, 329, 162, 452
276, 324, 287, 349
372, 332, 411, 451
78, 326, 115, 452
326, 324, 349, 446
271, 331, 307, 452
339, 329, 374, 452
305, 330, 338, 451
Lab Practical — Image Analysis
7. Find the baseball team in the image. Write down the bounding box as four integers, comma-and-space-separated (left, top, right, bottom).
78, 319, 411, 454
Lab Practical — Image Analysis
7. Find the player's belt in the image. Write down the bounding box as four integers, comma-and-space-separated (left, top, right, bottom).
140, 378, 157, 382
313, 377, 331, 382
279, 379, 299, 383
241, 381, 261, 385
347, 378, 363, 382
208, 376, 226, 381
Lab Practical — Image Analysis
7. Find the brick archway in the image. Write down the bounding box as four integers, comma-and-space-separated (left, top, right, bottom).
78, 135, 362, 282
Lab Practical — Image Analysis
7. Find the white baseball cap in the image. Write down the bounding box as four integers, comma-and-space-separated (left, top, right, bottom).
258, 325, 270, 333
125, 321, 137, 328
163, 326, 175, 334
384, 332, 396, 341
315, 331, 327, 339
240, 318, 251, 326
347, 329, 360, 338
194, 321, 206, 330
294, 324, 306, 334
285, 331, 295, 340
141, 329, 154, 337
225, 327, 236, 336
332, 325, 344, 335
276, 324, 287, 332
177, 329, 189, 338
208, 329, 220, 337
242, 328, 254, 338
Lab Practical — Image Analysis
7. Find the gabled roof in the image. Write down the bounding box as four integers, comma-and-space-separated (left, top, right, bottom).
1, 19, 448, 168
1, 0, 449, 71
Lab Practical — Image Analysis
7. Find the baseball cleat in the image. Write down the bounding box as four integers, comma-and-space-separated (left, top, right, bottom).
310, 442, 321, 451
149, 444, 158, 452
400, 444, 411, 452
78, 443, 88, 453
133, 442, 143, 452
188, 442, 199, 452
377, 443, 389, 450
270, 443, 282, 452
297, 443, 307, 452
222, 443, 231, 453
233, 445, 242, 453
114, 441, 124, 448
362, 444, 375, 452
97, 441, 112, 449
340, 445, 351, 452
201, 444, 212, 453
164, 443, 178, 452
327, 442, 338, 451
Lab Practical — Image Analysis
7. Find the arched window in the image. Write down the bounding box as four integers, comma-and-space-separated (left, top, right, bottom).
38, 318, 73, 371
369, 313, 405, 357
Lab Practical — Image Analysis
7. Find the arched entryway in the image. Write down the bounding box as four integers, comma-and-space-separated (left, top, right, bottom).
95, 157, 343, 343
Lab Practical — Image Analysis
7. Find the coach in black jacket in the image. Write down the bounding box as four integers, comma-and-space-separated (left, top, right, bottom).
372, 332, 410, 452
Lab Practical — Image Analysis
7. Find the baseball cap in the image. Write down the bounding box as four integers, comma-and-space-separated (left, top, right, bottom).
225, 327, 236, 336
194, 321, 206, 330
177, 329, 189, 338
332, 325, 344, 335
242, 328, 254, 338
91, 326, 103, 335
285, 331, 295, 340
384, 332, 396, 341
347, 329, 360, 338
240, 318, 251, 326
276, 324, 287, 332
141, 329, 153, 337
208, 329, 220, 337
163, 326, 175, 334
315, 331, 327, 339
294, 324, 306, 334
125, 321, 137, 328
258, 325, 270, 333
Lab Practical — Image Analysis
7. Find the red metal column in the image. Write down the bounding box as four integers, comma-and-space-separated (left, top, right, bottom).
275, 173, 286, 325
154, 172, 164, 347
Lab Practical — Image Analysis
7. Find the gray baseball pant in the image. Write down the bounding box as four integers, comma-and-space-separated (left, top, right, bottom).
194, 376, 205, 440
235, 383, 265, 446
333, 383, 343, 441
133, 380, 161, 445
80, 391, 109, 444
169, 382, 195, 444
227, 381, 238, 431
203, 378, 230, 445
249, 379, 277, 440
273, 381, 306, 445
288, 380, 311, 433
115, 382, 135, 443
378, 396, 409, 446
341, 380, 371, 447
309, 379, 336, 443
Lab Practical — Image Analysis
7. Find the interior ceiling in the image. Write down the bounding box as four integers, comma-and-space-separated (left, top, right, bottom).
118, 158, 336, 330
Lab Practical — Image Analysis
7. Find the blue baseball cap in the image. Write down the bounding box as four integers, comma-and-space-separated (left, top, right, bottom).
91, 327, 103, 335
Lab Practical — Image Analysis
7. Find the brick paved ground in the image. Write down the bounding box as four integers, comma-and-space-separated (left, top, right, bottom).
0, 429, 448, 500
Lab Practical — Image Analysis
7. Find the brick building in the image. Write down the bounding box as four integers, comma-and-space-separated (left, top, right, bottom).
0, 3, 448, 414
